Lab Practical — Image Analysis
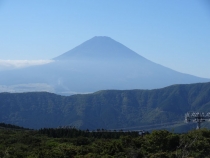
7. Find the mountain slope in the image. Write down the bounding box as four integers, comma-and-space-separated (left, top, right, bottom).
0, 36, 209, 94
53, 36, 143, 60
0, 82, 210, 129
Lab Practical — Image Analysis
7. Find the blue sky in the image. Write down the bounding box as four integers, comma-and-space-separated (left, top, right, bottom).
0, 0, 210, 78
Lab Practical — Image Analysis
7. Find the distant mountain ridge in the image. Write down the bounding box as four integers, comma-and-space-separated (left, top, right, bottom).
0, 82, 210, 130
0, 36, 209, 94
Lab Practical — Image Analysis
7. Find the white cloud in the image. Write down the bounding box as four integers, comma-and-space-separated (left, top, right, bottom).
0, 60, 54, 70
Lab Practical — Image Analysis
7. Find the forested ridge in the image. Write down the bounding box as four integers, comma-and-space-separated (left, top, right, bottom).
1, 122, 210, 158
0, 82, 210, 130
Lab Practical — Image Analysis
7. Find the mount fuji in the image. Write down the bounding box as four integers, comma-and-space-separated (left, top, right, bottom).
0, 36, 209, 95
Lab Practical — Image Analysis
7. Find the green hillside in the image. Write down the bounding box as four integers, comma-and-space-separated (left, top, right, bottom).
0, 82, 210, 130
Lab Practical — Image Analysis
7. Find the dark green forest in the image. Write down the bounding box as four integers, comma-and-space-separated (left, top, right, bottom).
1, 123, 210, 158
0, 82, 210, 130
